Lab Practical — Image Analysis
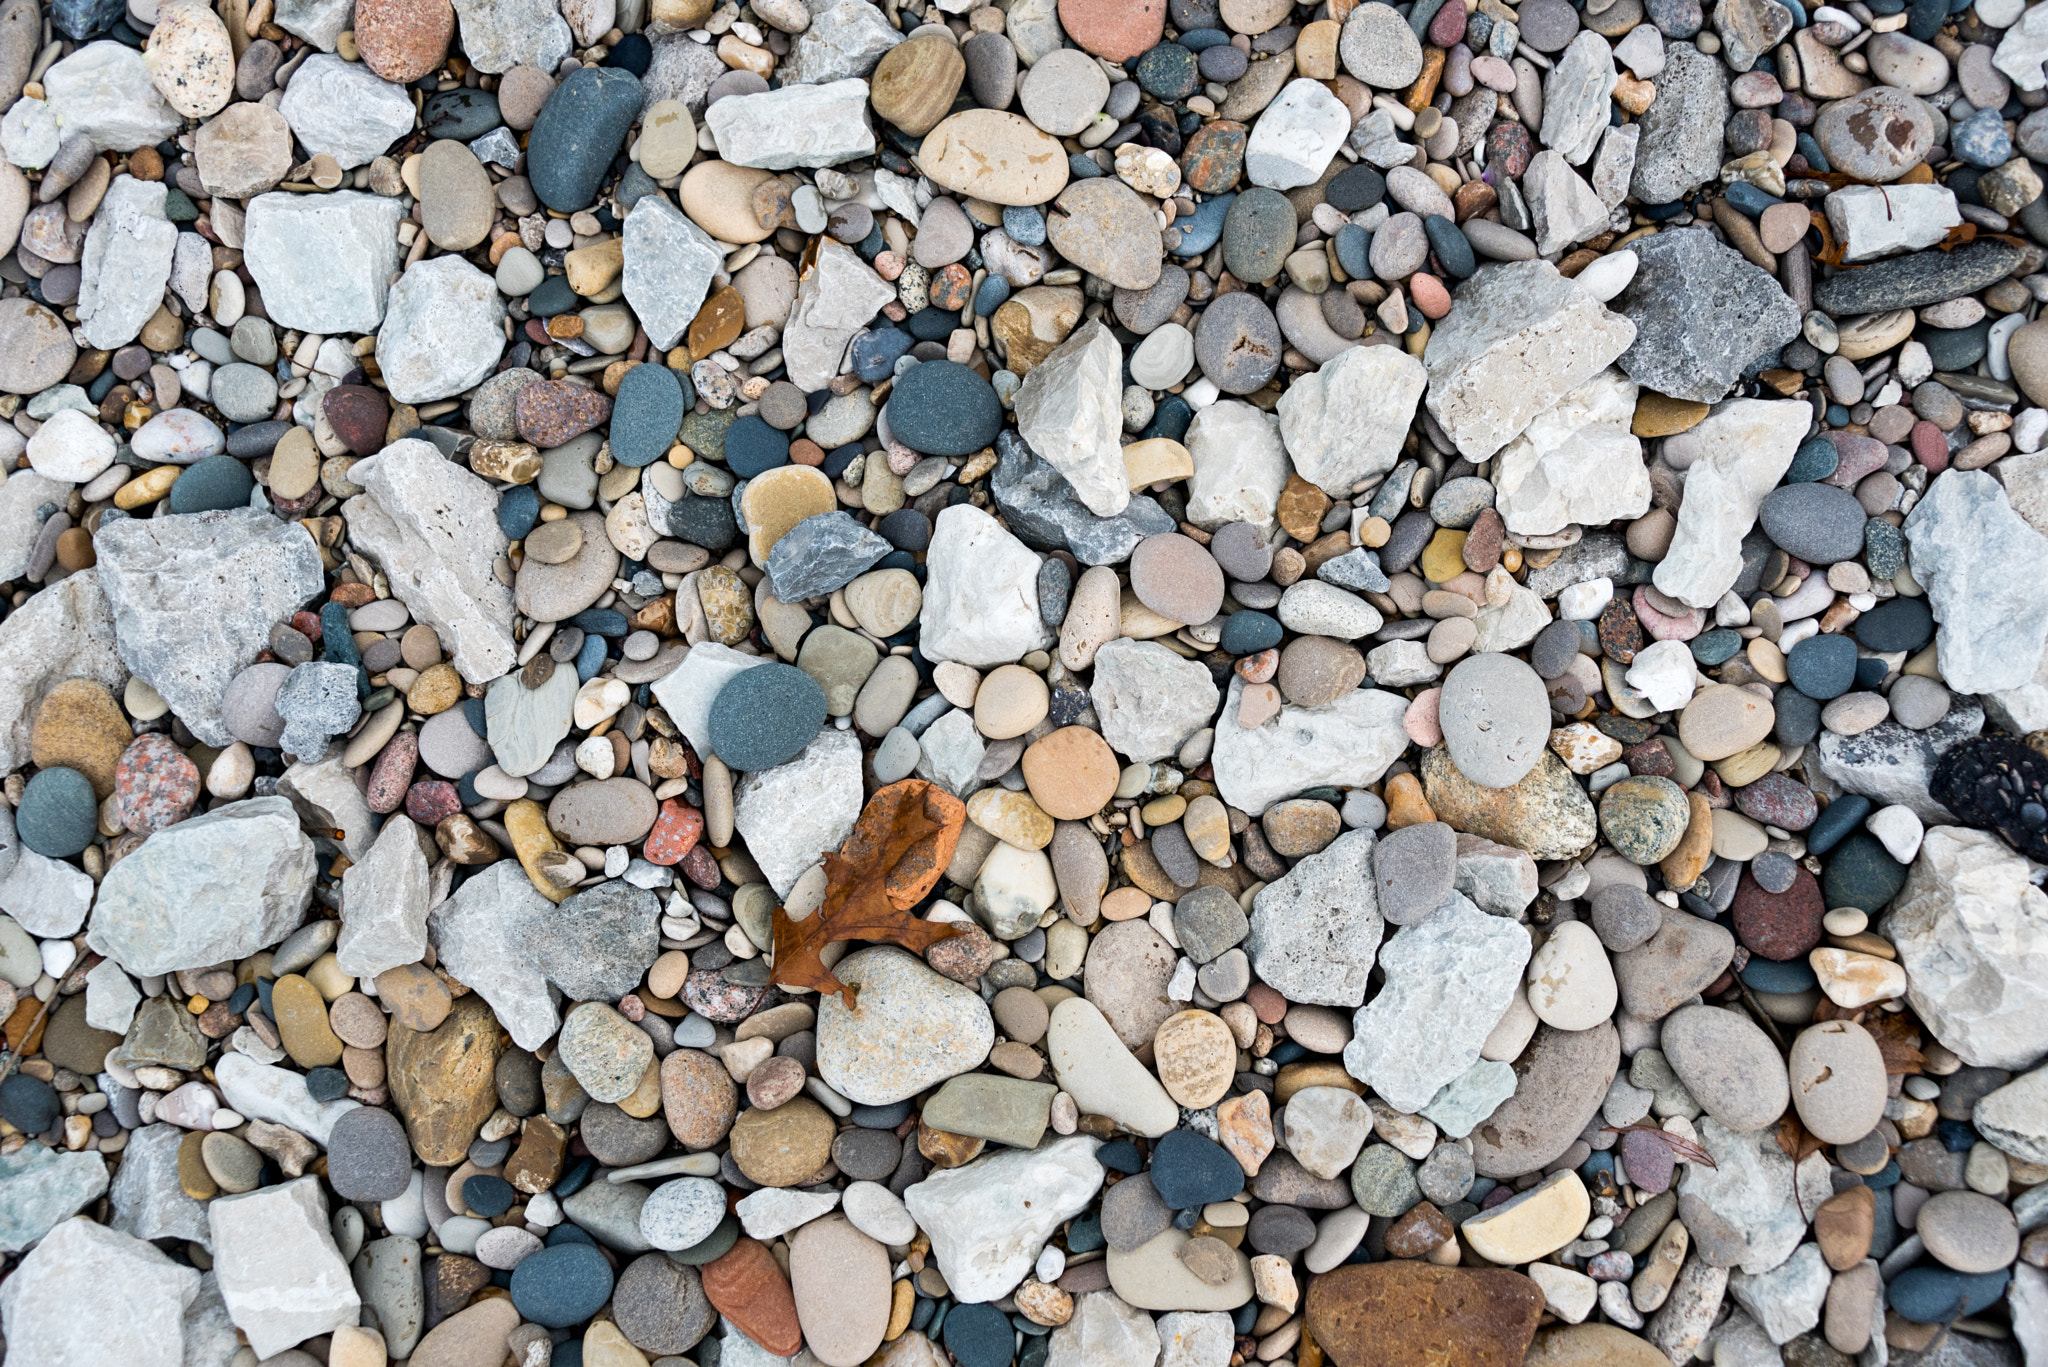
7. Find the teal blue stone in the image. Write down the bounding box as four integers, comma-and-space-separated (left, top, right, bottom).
168, 454, 254, 513
498, 485, 540, 540
1806, 793, 1870, 856
510, 1242, 614, 1327
1689, 629, 1741, 666
1785, 436, 1838, 482
1888, 1267, 2008, 1323
1786, 632, 1857, 700
528, 67, 642, 212
1220, 611, 1281, 654
610, 363, 684, 468
1822, 831, 1907, 914
885, 361, 1003, 456
17, 767, 97, 857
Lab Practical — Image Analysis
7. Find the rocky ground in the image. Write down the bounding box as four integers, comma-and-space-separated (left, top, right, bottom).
2, 0, 2048, 1365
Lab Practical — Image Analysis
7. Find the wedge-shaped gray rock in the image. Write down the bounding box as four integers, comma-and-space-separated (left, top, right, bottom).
990, 431, 1175, 565
623, 192, 722, 352
110, 1123, 213, 1250
1013, 318, 1131, 517
765, 511, 891, 603
429, 862, 661, 1050
77, 174, 176, 349
1245, 828, 1384, 1007
276, 752, 378, 862
451, 0, 570, 72
1652, 399, 1807, 608
42, 41, 180, 152
0, 569, 122, 774
1212, 676, 1409, 816
95, 509, 325, 747
209, 1177, 361, 1360
87, 797, 316, 976
0, 847, 93, 936
734, 727, 863, 897
1630, 42, 1729, 204
1812, 700, 1982, 824
1277, 344, 1427, 496
1613, 228, 1802, 403
243, 192, 404, 335
780, 0, 904, 84
344, 439, 516, 684
1343, 892, 1531, 1112
1678, 1117, 1807, 1274
1422, 259, 1636, 460
0, 1216, 199, 1367
706, 77, 876, 168
1089, 638, 1221, 766
1541, 31, 1619, 164
0, 1142, 106, 1253
784, 238, 897, 392
1524, 150, 1611, 257
336, 814, 432, 979
0, 469, 74, 584
1905, 470, 2048, 696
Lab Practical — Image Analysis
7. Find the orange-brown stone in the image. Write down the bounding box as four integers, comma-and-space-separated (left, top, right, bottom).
1306, 1263, 1544, 1367
701, 1238, 803, 1356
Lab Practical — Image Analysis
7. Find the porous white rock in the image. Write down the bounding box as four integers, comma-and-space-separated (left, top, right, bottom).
1245, 78, 1351, 189
344, 439, 517, 685
0, 1217, 199, 1367
733, 728, 863, 898
1244, 828, 1384, 1007
784, 238, 897, 392
1541, 31, 1620, 164
336, 815, 432, 979
707, 78, 876, 168
1049, 1291, 1165, 1367
242, 192, 404, 335
1904, 470, 2048, 695
1653, 399, 1808, 608
1045, 997, 1179, 1138
214, 1051, 359, 1146
1277, 344, 1428, 496
1343, 893, 1532, 1112
209, 1177, 361, 1360
277, 55, 414, 169
1014, 318, 1131, 517
1492, 368, 1649, 536
919, 504, 1055, 666
375, 255, 507, 404
902, 1136, 1104, 1303
1088, 638, 1221, 765
450, 0, 572, 73
622, 193, 723, 352
1212, 676, 1409, 815
1824, 184, 1963, 263
43, 42, 181, 151
1183, 399, 1290, 536
77, 175, 176, 350
1885, 825, 2048, 1070
1627, 638, 1699, 712
1995, 0, 2048, 91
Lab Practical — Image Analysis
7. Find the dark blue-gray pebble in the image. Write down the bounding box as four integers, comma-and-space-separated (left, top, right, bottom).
1739, 955, 1817, 993
1333, 224, 1370, 280
17, 766, 97, 857
1785, 437, 1838, 482
944, 1303, 1015, 1367
227, 420, 290, 458
610, 364, 685, 468
1171, 192, 1232, 257
1773, 687, 1821, 746
1757, 482, 1866, 564
527, 66, 643, 213
879, 509, 933, 552
464, 1174, 518, 1217
1003, 204, 1046, 246
1806, 792, 1870, 857
707, 664, 828, 772
1198, 44, 1247, 80
975, 275, 1012, 317
1864, 520, 1905, 578
1037, 557, 1071, 627
1149, 1129, 1245, 1208
1854, 596, 1932, 653
670, 492, 742, 552
1137, 44, 1198, 100
1531, 619, 1583, 678
169, 454, 254, 514
306, 1067, 350, 1102
424, 89, 500, 140
1823, 831, 1907, 914
510, 1242, 616, 1327
852, 327, 913, 382
886, 361, 1004, 456
1888, 1267, 2008, 1323
1221, 611, 1282, 654
529, 276, 578, 316
0, 1075, 59, 1133
1786, 632, 1858, 700
1222, 188, 1295, 284
1327, 163, 1386, 213
724, 416, 790, 478
1689, 628, 1741, 666
1424, 215, 1476, 278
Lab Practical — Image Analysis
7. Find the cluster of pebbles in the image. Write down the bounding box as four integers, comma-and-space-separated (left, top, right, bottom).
5, 0, 2048, 1364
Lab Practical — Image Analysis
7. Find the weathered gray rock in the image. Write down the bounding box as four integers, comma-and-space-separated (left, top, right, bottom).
1343, 893, 1532, 1112
344, 439, 516, 684
0, 570, 122, 774
1630, 42, 1729, 204
276, 752, 377, 862
109, 1124, 213, 1250
0, 1142, 107, 1253
920, 504, 1055, 667
209, 1177, 360, 1359
1212, 676, 1410, 815
1728, 1243, 1829, 1344
243, 192, 404, 335
273, 0, 352, 49
622, 192, 722, 352
87, 797, 315, 976
1245, 828, 1384, 1007
990, 431, 1176, 565
1541, 31, 1619, 164
76, 175, 176, 350
902, 1136, 1101, 1303
784, 239, 897, 392
734, 727, 863, 897
1812, 240, 2025, 315
1652, 399, 1808, 608
1422, 259, 1637, 460
1974, 1067, 2048, 1166
1523, 150, 1611, 257
1904, 471, 2048, 696
42, 41, 180, 152
1184, 398, 1291, 536
0, 1216, 199, 1367
273, 662, 363, 761
1492, 369, 1648, 536
1013, 319, 1130, 518
816, 946, 994, 1105
0, 468, 72, 584
1613, 228, 1802, 403
1678, 1117, 1807, 1274
766, 511, 892, 602
277, 55, 414, 169
376, 255, 506, 405
1886, 826, 2048, 1070
336, 815, 432, 979
450, 0, 571, 73
1276, 344, 1427, 496
1089, 638, 1221, 765
1825, 184, 1963, 263
780, 0, 904, 84
0, 847, 92, 937
94, 509, 326, 747
706, 78, 875, 168
1813, 701, 1982, 824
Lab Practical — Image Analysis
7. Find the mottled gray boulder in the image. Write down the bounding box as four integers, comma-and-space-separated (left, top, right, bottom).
273, 662, 363, 762
1813, 701, 1983, 824
1904, 471, 2048, 697
1812, 240, 2026, 316
86, 797, 316, 976
1630, 43, 1729, 205
991, 431, 1177, 565
77, 174, 176, 350
780, 0, 903, 84
1613, 228, 1802, 402
0, 1216, 200, 1367
208, 1178, 360, 1359
1244, 829, 1384, 1007
766, 511, 892, 603
336, 815, 433, 980
94, 509, 325, 747
1089, 638, 1221, 766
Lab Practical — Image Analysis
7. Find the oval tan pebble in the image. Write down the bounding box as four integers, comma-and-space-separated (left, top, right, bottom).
679, 160, 788, 245
1101, 885, 1153, 920
844, 567, 922, 637
1677, 684, 1775, 762
1129, 531, 1226, 626
660, 1047, 739, 1149
915, 110, 1071, 206
1787, 1019, 1888, 1144
1154, 1009, 1236, 1108
728, 1094, 836, 1186
144, 1, 235, 118
327, 991, 388, 1049
1021, 726, 1121, 819
1915, 1189, 2020, 1274
647, 949, 691, 999
974, 664, 1051, 740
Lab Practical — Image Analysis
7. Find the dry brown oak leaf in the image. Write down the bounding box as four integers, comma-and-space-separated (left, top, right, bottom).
769, 778, 968, 1003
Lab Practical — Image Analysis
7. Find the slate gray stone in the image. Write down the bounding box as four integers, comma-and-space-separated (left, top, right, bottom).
765, 511, 892, 603
989, 431, 1176, 565
0, 1141, 107, 1253
1812, 241, 2026, 316
1613, 228, 1801, 403
1629, 42, 1729, 204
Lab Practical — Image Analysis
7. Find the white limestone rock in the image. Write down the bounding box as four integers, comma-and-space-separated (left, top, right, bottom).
1492, 368, 1649, 536
1678, 1118, 1807, 1274
1884, 825, 2048, 1070
94, 509, 326, 747
1523, 150, 1611, 257
780, 0, 904, 84
622, 192, 723, 351
87, 797, 316, 976
1541, 31, 1620, 164
816, 946, 995, 1104
0, 847, 93, 936
733, 727, 863, 897
1343, 892, 1532, 1112
77, 175, 176, 350
273, 0, 353, 49
1653, 398, 1808, 608
277, 56, 414, 169
919, 504, 1055, 667
1212, 675, 1410, 816
336, 815, 432, 980
276, 752, 377, 862
1045, 997, 1180, 1138
451, 0, 572, 73
376, 255, 507, 404
1048, 1292, 1165, 1367
1986, 647, 2048, 736
649, 641, 769, 761
1244, 828, 1384, 1007
1591, 122, 1641, 208
784, 238, 897, 392
344, 439, 517, 685
1995, 0, 2048, 91
1183, 399, 1291, 536
1975, 1067, 2048, 1166
0, 1217, 199, 1367
85, 957, 140, 1033
1282, 580, 1384, 639
914, 706, 986, 797
1013, 318, 1131, 518
0, 468, 75, 585
1157, 1311, 1237, 1367
1728, 1243, 1830, 1344
209, 1177, 361, 1360
903, 1136, 1104, 1303
215, 1053, 359, 1144
1422, 259, 1637, 460
1089, 638, 1221, 765
1904, 470, 2048, 695
1245, 78, 1350, 189
707, 78, 875, 168
43, 42, 181, 152
243, 192, 405, 335
1277, 344, 1428, 496
427, 860, 564, 1049
1824, 184, 1962, 263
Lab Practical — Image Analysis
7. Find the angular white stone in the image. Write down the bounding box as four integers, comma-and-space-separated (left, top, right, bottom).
1995, 0, 2048, 91
336, 814, 432, 979
1184, 399, 1290, 535
1679, 1116, 1808, 1275
44, 42, 181, 152
276, 752, 377, 862
1045, 997, 1179, 1138
77, 175, 177, 350
273, 0, 353, 49
785, 238, 897, 392
1492, 368, 1649, 536
0, 1142, 108, 1254
0, 847, 94, 937
1824, 184, 1962, 263
914, 706, 986, 798
1089, 637, 1220, 765
210, 1177, 361, 1360
1048, 1291, 1164, 1367
1904, 469, 2048, 695
1277, 344, 1428, 496
27, 409, 116, 485
780, 0, 904, 83
736, 1186, 840, 1240
902, 1136, 1104, 1303
0, 469, 76, 585
1975, 1066, 2048, 1165
217, 1050, 359, 1143
1423, 259, 1637, 460
376, 255, 507, 405
1212, 675, 1410, 816
344, 439, 517, 685
0, 1217, 199, 1367
88, 797, 317, 976
278, 55, 414, 169
450, 0, 572, 73
1158, 1311, 1236, 1367
85, 957, 140, 1033
1591, 123, 1641, 209
1729, 1243, 1832, 1344
1627, 637, 1699, 712
1245, 828, 1384, 1008
1885, 825, 2048, 1070
1523, 149, 1612, 257
708, 78, 876, 168
1343, 893, 1532, 1112
426, 861, 563, 1049
243, 192, 404, 335
734, 727, 863, 897
622, 193, 723, 352
1014, 318, 1131, 517
1653, 398, 1808, 608
1245, 78, 1351, 189
1283, 1086, 1374, 1179
920, 504, 1055, 666
1541, 31, 1620, 164
109, 1124, 212, 1249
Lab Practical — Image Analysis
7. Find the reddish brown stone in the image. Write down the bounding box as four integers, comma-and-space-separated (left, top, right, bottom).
1730, 865, 1825, 961
643, 798, 704, 866
114, 733, 199, 834
323, 384, 391, 456
366, 730, 419, 815
1597, 596, 1644, 665
701, 1239, 803, 1357
426, 1253, 492, 1325
1622, 739, 1674, 777
1308, 1263, 1544, 1367
1180, 121, 1247, 195
1057, 0, 1165, 61
1429, 0, 1469, 44
505, 1116, 567, 1193
515, 380, 612, 447
1383, 1202, 1455, 1258
1732, 772, 1818, 831
661, 1047, 739, 1149
405, 778, 462, 825
1461, 508, 1504, 574
354, 0, 455, 84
